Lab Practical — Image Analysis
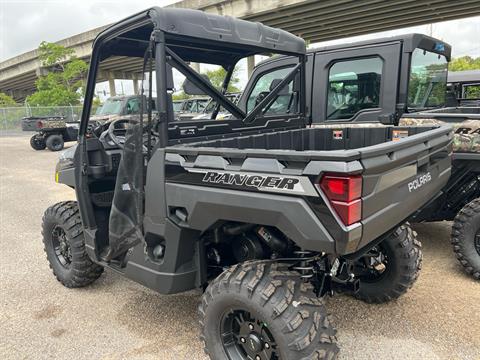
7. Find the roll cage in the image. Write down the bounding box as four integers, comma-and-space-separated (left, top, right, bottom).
75, 7, 307, 243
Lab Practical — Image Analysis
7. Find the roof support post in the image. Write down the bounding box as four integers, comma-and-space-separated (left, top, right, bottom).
247, 56, 255, 78
154, 31, 169, 148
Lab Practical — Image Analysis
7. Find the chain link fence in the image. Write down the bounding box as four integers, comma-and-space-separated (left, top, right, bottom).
0, 105, 83, 134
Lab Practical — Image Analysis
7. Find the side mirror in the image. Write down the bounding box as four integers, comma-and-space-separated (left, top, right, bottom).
183, 74, 211, 95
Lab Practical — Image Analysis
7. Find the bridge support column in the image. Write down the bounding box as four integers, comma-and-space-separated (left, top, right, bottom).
190, 62, 200, 73
247, 56, 255, 78
108, 73, 116, 97
133, 74, 139, 95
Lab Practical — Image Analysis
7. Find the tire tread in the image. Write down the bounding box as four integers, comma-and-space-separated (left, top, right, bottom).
451, 198, 480, 280
42, 201, 103, 288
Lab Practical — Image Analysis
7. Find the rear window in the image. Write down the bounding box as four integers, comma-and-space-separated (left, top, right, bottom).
408, 49, 448, 109
327, 57, 382, 120
246, 66, 297, 115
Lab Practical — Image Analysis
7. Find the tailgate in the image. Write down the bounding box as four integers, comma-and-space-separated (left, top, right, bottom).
356, 125, 453, 250
21, 118, 38, 131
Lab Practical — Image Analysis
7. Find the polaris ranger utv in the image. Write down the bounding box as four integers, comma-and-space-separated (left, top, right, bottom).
242, 34, 480, 280
42, 8, 453, 359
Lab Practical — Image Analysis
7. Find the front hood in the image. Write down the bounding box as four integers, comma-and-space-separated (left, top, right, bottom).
90, 114, 121, 122
59, 144, 77, 163
55, 144, 78, 187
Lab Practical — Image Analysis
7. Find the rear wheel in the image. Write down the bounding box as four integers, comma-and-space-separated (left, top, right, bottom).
45, 134, 64, 151
42, 201, 103, 287
199, 261, 338, 360
451, 198, 480, 280
353, 223, 422, 303
30, 134, 46, 150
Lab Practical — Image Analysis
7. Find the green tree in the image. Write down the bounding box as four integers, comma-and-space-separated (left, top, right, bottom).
449, 56, 480, 71
172, 91, 189, 100
203, 67, 241, 93
449, 56, 480, 99
0, 92, 17, 107
27, 41, 88, 106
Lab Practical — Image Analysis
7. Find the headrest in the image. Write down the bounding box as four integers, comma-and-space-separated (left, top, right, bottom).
269, 79, 290, 95
182, 74, 211, 95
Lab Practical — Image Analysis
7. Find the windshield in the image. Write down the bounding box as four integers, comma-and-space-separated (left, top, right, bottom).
95, 99, 123, 115
408, 49, 448, 109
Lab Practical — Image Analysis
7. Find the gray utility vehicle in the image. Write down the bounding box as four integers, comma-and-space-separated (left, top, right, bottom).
175, 96, 210, 120
42, 9, 453, 359
401, 107, 480, 279
193, 92, 242, 120
447, 70, 480, 107
242, 34, 480, 280
91, 95, 157, 122
22, 116, 79, 151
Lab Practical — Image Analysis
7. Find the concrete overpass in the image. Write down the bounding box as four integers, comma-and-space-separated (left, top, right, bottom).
2, 0, 480, 101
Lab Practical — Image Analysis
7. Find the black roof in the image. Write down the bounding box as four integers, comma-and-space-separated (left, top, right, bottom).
310, 33, 451, 60
93, 7, 305, 66
448, 70, 480, 84
255, 33, 452, 69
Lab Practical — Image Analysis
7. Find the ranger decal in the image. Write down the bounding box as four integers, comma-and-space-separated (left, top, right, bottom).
187, 169, 319, 196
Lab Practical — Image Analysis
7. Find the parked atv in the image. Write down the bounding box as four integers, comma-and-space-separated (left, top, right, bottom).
240, 34, 480, 280
401, 108, 480, 279
22, 116, 78, 151
41, 8, 453, 359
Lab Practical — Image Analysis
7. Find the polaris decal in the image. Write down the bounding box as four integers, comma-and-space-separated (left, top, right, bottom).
408, 172, 432, 192
187, 169, 319, 196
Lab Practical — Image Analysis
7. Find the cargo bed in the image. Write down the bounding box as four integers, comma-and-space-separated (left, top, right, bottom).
166, 125, 453, 254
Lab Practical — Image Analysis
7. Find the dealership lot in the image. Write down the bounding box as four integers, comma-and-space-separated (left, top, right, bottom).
1, 135, 479, 360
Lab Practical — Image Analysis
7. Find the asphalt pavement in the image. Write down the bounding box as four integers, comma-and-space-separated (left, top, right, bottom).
1, 135, 479, 360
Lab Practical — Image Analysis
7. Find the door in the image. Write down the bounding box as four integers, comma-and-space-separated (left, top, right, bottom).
312, 42, 401, 124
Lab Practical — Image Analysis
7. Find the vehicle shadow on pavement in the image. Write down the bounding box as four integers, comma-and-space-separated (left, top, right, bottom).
113, 285, 207, 359
79, 221, 478, 360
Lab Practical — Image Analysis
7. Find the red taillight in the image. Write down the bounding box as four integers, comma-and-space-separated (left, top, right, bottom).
36, 120, 43, 129
320, 174, 362, 226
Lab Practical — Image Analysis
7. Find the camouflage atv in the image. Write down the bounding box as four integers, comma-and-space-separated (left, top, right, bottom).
22, 117, 79, 151
241, 32, 480, 280
400, 107, 480, 280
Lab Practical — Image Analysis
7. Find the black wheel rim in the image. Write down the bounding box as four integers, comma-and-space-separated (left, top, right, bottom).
475, 231, 480, 256
52, 139, 61, 150
51, 225, 72, 268
355, 245, 390, 282
32, 136, 44, 148
221, 308, 279, 360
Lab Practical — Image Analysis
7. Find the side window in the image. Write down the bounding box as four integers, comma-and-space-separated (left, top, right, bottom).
327, 57, 382, 120
247, 66, 296, 114
126, 98, 141, 114
464, 84, 480, 99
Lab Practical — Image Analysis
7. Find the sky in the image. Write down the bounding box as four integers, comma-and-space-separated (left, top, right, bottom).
1, 0, 479, 62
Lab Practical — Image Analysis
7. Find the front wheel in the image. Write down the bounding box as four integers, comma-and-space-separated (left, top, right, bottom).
199, 261, 338, 360
30, 134, 46, 150
451, 198, 480, 280
42, 201, 103, 287
352, 223, 422, 303
45, 134, 64, 151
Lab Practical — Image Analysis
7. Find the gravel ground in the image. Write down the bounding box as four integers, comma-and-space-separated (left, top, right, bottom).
1, 135, 479, 360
